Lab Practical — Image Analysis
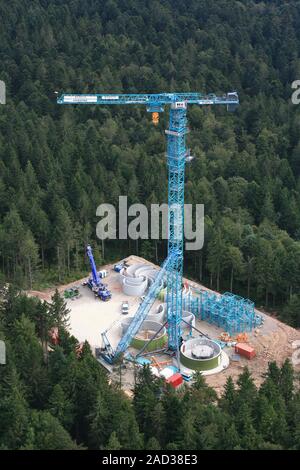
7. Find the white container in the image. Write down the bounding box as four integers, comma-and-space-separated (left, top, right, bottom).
150, 366, 160, 377
99, 270, 108, 278
160, 367, 174, 379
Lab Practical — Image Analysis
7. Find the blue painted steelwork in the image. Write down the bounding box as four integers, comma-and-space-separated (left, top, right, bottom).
57, 92, 239, 111
166, 104, 188, 350
86, 245, 101, 286
183, 291, 200, 316
183, 287, 262, 336
57, 91, 239, 362
85, 245, 111, 301
198, 290, 261, 336
103, 254, 174, 363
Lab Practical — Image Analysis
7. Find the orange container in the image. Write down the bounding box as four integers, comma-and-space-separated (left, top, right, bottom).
166, 373, 183, 388
235, 343, 256, 360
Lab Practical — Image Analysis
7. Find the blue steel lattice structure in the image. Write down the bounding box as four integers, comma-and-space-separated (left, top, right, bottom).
113, 254, 174, 361
57, 93, 239, 111
199, 290, 260, 336
57, 92, 239, 362
182, 289, 262, 336
166, 103, 188, 350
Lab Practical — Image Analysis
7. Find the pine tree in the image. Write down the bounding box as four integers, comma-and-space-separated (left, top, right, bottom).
146, 437, 161, 450
105, 431, 121, 450
161, 390, 184, 447
219, 376, 237, 415
280, 359, 294, 404
88, 391, 109, 449
20, 229, 40, 289
47, 384, 74, 431
207, 230, 228, 290
264, 361, 281, 386
283, 295, 300, 327
0, 366, 30, 449
236, 367, 257, 410
236, 402, 261, 450
190, 371, 217, 403
218, 420, 240, 450
133, 366, 164, 440
48, 289, 70, 330
11, 314, 48, 406
26, 410, 79, 450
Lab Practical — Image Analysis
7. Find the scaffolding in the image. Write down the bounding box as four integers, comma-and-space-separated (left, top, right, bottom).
197, 291, 262, 336
183, 291, 200, 317
183, 289, 262, 336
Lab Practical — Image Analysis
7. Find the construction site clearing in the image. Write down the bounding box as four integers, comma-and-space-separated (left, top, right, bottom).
28, 255, 300, 396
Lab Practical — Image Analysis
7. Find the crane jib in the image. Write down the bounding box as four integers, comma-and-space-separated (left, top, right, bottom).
58, 92, 239, 108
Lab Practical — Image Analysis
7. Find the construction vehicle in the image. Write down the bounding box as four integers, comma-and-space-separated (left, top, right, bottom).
84, 245, 112, 301
114, 263, 124, 272
64, 287, 80, 300
58, 91, 239, 363
100, 319, 122, 364
114, 261, 129, 272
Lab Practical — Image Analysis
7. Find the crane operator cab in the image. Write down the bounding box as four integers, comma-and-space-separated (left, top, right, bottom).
227, 92, 239, 112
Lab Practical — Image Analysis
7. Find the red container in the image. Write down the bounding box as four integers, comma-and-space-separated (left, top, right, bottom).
166, 373, 183, 388
235, 343, 256, 360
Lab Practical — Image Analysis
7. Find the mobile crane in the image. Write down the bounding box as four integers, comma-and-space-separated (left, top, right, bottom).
84, 245, 111, 301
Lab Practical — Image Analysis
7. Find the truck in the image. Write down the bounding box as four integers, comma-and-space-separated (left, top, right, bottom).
114, 263, 124, 273
87, 281, 111, 301
64, 287, 80, 300
114, 260, 129, 272
97, 289, 112, 301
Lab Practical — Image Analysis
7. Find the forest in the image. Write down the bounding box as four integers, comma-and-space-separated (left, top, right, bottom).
0, 288, 299, 450
1, 1, 300, 326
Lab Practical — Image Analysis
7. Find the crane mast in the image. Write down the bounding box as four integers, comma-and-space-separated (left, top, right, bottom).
166, 103, 187, 350
57, 91, 239, 362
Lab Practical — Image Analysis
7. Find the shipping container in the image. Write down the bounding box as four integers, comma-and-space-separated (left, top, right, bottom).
166, 373, 183, 388
235, 342, 256, 360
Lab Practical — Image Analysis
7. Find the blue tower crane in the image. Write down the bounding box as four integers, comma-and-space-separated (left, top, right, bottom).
57, 92, 239, 362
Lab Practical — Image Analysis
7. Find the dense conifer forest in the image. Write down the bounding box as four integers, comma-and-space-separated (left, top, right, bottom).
1, 0, 300, 451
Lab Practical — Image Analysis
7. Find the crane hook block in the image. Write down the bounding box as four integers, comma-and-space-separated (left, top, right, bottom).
152, 112, 159, 125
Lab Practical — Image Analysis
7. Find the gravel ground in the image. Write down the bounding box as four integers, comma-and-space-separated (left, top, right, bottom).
28, 255, 300, 394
